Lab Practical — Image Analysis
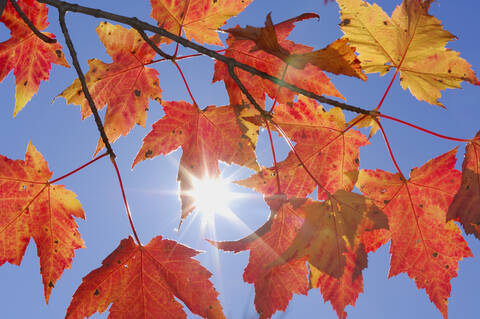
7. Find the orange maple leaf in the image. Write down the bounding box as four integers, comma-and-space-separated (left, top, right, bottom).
447, 130, 480, 239
0, 143, 85, 303
213, 14, 344, 107
133, 101, 258, 221
0, 0, 69, 116
212, 197, 309, 319
59, 22, 162, 154
237, 97, 368, 200
66, 236, 225, 319
337, 0, 479, 106
150, 0, 253, 46
357, 149, 473, 318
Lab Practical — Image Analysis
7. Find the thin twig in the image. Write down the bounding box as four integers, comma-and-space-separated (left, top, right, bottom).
38, 0, 371, 116
135, 27, 174, 60
57, 9, 115, 159
9, 0, 57, 43
49, 152, 108, 184
112, 157, 141, 245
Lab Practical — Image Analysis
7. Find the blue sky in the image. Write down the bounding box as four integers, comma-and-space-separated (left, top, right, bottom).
0, 0, 479, 318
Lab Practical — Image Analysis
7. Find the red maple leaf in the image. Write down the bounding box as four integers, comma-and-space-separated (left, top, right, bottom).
0, 0, 69, 115
213, 14, 344, 107
212, 197, 309, 319
133, 101, 257, 221
66, 236, 225, 319
0, 143, 85, 302
357, 149, 473, 318
237, 97, 368, 200
447, 130, 480, 239
59, 22, 162, 154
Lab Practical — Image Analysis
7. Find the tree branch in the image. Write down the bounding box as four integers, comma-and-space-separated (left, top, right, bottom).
57, 8, 115, 158
135, 27, 174, 61
10, 0, 57, 43
38, 0, 371, 116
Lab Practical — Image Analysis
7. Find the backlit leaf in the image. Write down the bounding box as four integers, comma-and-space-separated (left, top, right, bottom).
0, 0, 69, 115
58, 22, 162, 154
337, 0, 479, 105
0, 143, 85, 303
357, 149, 472, 318
66, 236, 225, 319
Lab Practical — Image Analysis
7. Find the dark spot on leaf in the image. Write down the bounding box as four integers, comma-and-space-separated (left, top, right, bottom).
48, 281, 54, 288
117, 260, 121, 264
54, 240, 59, 244
354, 158, 359, 164
445, 264, 449, 269
145, 150, 153, 158
134, 89, 141, 97
55, 50, 62, 58
23, 80, 28, 86
432, 252, 438, 257
94, 289, 100, 296
448, 69, 452, 73
466, 184, 470, 190
340, 19, 350, 26
76, 89, 82, 96
419, 204, 423, 208
384, 199, 389, 204
383, 21, 388, 25
172, 129, 176, 134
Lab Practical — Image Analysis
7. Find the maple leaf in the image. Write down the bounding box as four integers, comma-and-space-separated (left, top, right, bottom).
447, 130, 480, 239
237, 97, 368, 200
150, 0, 253, 46
337, 0, 479, 106
133, 101, 257, 221
0, 142, 85, 303
212, 197, 309, 319
59, 22, 162, 154
213, 14, 344, 107
357, 149, 472, 318
66, 236, 225, 319
271, 191, 388, 279
0, 0, 69, 116
226, 13, 365, 79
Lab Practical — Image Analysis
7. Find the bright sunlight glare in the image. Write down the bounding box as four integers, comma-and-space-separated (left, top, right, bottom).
191, 176, 233, 218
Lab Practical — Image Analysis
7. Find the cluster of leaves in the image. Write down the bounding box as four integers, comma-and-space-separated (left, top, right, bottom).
0, 0, 479, 318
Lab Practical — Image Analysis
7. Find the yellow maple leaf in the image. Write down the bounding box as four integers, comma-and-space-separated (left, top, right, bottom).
337, 0, 479, 106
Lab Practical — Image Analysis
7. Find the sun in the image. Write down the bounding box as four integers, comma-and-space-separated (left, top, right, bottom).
190, 176, 233, 218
